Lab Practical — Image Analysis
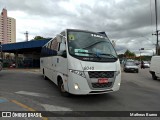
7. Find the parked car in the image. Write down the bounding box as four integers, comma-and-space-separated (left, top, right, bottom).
9, 63, 16, 68
124, 61, 139, 73
143, 61, 150, 68
134, 60, 140, 65
149, 56, 160, 80
122, 59, 134, 65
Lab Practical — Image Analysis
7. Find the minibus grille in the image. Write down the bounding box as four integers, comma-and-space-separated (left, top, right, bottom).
92, 82, 112, 88
88, 71, 114, 78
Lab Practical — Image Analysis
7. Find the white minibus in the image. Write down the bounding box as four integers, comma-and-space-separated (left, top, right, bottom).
150, 56, 160, 80
40, 29, 121, 96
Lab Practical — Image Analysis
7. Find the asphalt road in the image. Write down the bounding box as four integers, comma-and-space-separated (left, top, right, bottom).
0, 68, 160, 120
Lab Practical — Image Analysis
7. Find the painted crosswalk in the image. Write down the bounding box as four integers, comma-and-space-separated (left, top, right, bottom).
41, 104, 72, 111
15, 91, 72, 112
15, 91, 49, 98
0, 97, 8, 103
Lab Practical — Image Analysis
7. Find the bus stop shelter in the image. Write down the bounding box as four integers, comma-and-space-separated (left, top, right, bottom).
1, 39, 50, 68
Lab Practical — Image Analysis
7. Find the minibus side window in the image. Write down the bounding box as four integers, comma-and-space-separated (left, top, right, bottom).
58, 37, 67, 58
59, 37, 66, 51
50, 38, 59, 56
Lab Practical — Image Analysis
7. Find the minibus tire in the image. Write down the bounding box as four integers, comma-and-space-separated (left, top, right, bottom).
152, 73, 157, 80
58, 79, 70, 97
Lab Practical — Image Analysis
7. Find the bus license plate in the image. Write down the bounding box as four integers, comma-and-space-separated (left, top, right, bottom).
98, 78, 108, 84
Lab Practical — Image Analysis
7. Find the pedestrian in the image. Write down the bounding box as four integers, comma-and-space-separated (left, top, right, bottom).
141, 61, 145, 69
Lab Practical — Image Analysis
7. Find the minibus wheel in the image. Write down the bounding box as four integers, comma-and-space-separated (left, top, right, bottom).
58, 79, 69, 97
152, 72, 157, 80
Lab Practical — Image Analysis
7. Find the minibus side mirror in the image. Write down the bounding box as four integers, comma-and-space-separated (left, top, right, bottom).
57, 50, 67, 58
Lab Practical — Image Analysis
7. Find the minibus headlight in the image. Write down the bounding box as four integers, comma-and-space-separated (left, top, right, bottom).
69, 69, 86, 78
74, 83, 79, 90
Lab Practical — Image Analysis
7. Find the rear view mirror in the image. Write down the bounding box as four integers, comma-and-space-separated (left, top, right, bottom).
57, 50, 67, 58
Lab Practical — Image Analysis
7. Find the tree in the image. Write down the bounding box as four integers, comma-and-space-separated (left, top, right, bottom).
33, 36, 45, 40
124, 49, 136, 58
118, 54, 125, 59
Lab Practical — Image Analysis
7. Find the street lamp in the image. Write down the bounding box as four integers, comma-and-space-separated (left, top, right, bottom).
139, 48, 144, 62
139, 48, 155, 62
140, 35, 157, 55
141, 48, 155, 56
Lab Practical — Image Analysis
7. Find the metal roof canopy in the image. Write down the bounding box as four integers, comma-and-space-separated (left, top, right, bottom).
2, 39, 51, 54
1, 31, 107, 54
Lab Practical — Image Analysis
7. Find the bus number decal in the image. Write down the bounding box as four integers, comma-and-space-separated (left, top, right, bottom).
83, 66, 94, 70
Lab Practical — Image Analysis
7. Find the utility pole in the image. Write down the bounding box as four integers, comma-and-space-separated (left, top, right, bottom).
139, 49, 141, 62
152, 0, 159, 55
24, 31, 29, 41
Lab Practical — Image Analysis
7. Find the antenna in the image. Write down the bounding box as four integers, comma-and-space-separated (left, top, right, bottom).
24, 31, 29, 41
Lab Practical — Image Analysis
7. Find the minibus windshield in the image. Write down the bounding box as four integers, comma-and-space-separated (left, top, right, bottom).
67, 30, 118, 62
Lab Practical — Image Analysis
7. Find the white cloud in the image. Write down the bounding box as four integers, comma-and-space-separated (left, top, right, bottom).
0, 0, 159, 55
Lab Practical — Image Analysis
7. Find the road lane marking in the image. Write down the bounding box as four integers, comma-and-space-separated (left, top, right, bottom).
11, 100, 48, 120
15, 91, 49, 98
0, 99, 7, 103
41, 104, 72, 111
0, 97, 8, 103
11, 100, 36, 111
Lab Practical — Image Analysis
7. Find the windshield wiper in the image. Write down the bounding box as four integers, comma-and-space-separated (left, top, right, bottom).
74, 51, 117, 60
98, 53, 117, 59
82, 41, 106, 49
74, 51, 101, 58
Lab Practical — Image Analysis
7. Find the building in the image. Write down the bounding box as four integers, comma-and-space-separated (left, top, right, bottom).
1, 39, 50, 68
0, 8, 16, 44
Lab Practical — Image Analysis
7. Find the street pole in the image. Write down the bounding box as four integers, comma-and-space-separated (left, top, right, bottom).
24, 31, 29, 41
139, 49, 141, 62
155, 0, 159, 55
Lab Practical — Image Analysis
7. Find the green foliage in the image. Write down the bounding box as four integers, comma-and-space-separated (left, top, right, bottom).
124, 49, 136, 58
33, 36, 45, 40
138, 56, 152, 61
118, 54, 125, 59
